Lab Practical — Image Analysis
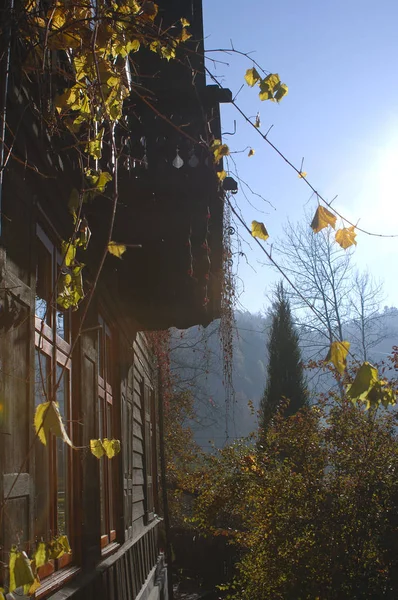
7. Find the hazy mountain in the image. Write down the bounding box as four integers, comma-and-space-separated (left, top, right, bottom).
170, 308, 398, 450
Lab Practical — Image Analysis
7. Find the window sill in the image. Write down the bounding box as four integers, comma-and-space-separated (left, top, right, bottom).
35, 565, 81, 599
101, 541, 120, 559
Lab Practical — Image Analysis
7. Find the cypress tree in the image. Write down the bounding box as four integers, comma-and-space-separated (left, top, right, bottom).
260, 282, 308, 430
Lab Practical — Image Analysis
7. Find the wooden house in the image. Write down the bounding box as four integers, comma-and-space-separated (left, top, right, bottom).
0, 0, 231, 598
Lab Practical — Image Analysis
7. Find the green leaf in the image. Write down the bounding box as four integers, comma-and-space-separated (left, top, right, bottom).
251, 220, 269, 241
244, 67, 261, 87
346, 362, 379, 402
34, 542, 48, 568
108, 242, 126, 258
102, 438, 121, 458
325, 341, 350, 374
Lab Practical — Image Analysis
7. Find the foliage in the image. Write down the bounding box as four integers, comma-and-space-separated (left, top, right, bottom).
260, 283, 308, 429
190, 398, 398, 600
7, 536, 71, 596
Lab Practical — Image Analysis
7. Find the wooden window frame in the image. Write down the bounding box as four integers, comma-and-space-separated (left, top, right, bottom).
34, 225, 74, 579
98, 314, 117, 549
143, 384, 157, 524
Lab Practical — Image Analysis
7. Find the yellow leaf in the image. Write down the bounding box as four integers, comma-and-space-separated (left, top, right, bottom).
335, 226, 357, 249
181, 17, 190, 26
211, 139, 230, 164
180, 28, 192, 42
248, 148, 255, 157
251, 220, 269, 241
244, 67, 260, 87
274, 83, 288, 102
27, 578, 41, 596
325, 341, 350, 375
347, 362, 379, 403
9, 549, 34, 593
58, 535, 71, 554
0, 588, 5, 600
259, 73, 280, 101
34, 542, 48, 568
108, 242, 126, 258
102, 438, 121, 458
47, 539, 65, 560
217, 170, 227, 182
298, 171, 307, 178
34, 401, 75, 448
90, 439, 105, 458
86, 128, 104, 160
310, 206, 337, 233
61, 240, 76, 267
160, 44, 176, 61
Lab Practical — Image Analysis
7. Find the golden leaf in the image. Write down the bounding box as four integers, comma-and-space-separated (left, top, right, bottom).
58, 535, 71, 554
27, 578, 41, 596
34, 401, 75, 448
310, 206, 337, 234
298, 171, 307, 178
9, 549, 34, 593
325, 341, 350, 375
61, 240, 76, 267
181, 17, 190, 26
102, 438, 121, 458
346, 362, 379, 403
90, 439, 105, 458
211, 139, 230, 164
217, 170, 227, 182
244, 67, 261, 87
259, 73, 280, 101
180, 28, 192, 42
335, 226, 357, 249
274, 83, 288, 102
248, 148, 255, 157
251, 221, 269, 241
86, 128, 104, 160
34, 542, 48, 568
108, 242, 126, 258
0, 588, 5, 600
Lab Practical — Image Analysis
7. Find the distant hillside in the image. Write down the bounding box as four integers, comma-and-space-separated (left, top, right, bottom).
170, 308, 398, 450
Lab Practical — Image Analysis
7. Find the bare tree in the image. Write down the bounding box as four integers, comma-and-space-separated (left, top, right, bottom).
349, 271, 387, 361
275, 218, 353, 359
274, 216, 389, 378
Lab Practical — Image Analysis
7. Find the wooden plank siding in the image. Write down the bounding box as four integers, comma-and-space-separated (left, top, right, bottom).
0, 226, 165, 599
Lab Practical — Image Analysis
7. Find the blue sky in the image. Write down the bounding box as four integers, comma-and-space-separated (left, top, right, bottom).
203, 0, 398, 313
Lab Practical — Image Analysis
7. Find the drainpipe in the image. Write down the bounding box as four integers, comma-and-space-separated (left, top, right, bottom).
158, 369, 174, 600
0, 0, 14, 237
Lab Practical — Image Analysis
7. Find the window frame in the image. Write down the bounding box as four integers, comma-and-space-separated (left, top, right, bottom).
34, 224, 74, 577
97, 314, 117, 549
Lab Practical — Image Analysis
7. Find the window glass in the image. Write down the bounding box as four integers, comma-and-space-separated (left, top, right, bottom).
35, 240, 52, 324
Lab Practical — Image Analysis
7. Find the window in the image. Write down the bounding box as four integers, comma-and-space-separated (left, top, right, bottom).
143, 384, 158, 523
97, 315, 117, 548
34, 225, 73, 574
